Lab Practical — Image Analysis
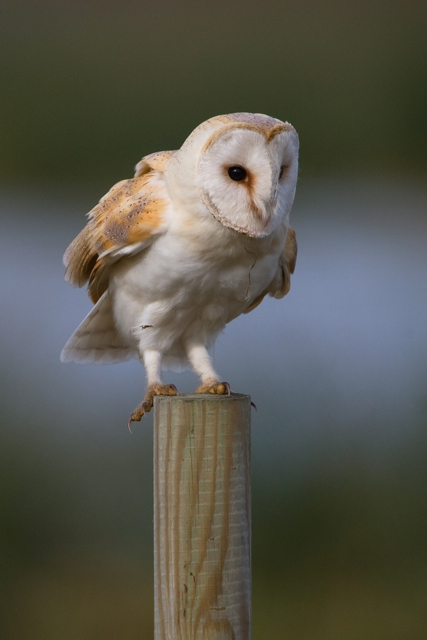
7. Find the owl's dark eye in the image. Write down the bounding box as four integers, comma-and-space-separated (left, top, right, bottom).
279, 166, 284, 180
228, 166, 247, 181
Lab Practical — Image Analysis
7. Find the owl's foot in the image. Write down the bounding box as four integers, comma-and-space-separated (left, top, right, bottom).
128, 383, 178, 429
195, 381, 231, 395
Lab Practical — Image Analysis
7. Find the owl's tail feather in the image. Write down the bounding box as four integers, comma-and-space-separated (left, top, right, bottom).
60, 292, 136, 364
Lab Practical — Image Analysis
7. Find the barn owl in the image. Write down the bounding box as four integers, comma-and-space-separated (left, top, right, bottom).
61, 113, 299, 426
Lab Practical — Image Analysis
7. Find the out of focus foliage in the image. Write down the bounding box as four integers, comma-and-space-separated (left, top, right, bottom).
1, 0, 427, 186
2, 423, 427, 638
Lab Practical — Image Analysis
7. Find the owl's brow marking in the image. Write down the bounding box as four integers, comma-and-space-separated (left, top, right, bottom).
264, 123, 287, 142
218, 113, 288, 142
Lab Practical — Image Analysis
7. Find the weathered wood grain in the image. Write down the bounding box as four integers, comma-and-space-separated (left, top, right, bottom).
153, 393, 251, 640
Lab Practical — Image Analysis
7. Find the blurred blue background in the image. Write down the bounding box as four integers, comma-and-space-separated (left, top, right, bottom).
1, 1, 426, 638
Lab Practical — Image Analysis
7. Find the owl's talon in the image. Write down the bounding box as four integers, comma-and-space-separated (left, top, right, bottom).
128, 400, 151, 428
128, 383, 179, 429
195, 381, 231, 395
160, 384, 178, 397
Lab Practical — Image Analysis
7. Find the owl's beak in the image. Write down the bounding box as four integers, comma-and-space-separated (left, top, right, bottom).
250, 200, 270, 227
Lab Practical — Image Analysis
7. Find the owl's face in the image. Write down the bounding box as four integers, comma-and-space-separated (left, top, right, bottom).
167, 113, 299, 238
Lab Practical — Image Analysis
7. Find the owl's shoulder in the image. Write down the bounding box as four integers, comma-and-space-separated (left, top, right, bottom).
134, 150, 176, 177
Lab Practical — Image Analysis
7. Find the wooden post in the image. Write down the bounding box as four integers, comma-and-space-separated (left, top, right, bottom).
153, 393, 251, 640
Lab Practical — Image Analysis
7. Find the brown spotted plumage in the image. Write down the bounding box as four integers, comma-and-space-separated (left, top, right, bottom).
64, 158, 170, 303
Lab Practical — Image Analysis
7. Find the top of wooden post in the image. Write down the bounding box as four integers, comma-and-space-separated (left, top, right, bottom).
154, 392, 250, 406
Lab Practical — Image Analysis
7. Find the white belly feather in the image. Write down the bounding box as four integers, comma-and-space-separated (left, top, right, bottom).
62, 215, 286, 369
109, 224, 283, 367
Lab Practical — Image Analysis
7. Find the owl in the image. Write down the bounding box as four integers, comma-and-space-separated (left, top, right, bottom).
61, 113, 299, 426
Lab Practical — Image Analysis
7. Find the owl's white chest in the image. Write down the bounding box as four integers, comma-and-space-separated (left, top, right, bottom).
110, 218, 284, 356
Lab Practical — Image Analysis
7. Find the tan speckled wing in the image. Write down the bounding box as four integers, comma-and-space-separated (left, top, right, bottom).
63, 160, 172, 304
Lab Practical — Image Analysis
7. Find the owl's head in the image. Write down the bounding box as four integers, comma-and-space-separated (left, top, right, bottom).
167, 113, 299, 238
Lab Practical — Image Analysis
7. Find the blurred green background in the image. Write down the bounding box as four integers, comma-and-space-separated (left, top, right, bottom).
1, 1, 427, 638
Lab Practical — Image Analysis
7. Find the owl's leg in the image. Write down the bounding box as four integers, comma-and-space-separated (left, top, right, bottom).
128, 349, 178, 427
186, 343, 231, 395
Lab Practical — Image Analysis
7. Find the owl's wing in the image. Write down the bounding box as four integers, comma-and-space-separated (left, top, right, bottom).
244, 226, 298, 313
272, 225, 298, 299
63, 151, 176, 303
